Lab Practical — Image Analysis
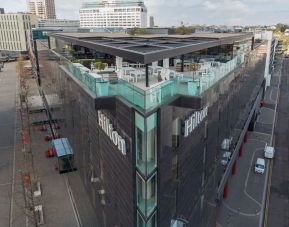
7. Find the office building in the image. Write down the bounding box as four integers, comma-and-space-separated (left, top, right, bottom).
37, 19, 80, 31
0, 8, 4, 14
34, 32, 276, 227
27, 0, 56, 19
0, 13, 37, 52
79, 0, 147, 28
149, 16, 154, 27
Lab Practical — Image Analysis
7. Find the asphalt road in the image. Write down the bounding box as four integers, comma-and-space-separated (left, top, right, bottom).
217, 54, 281, 227
266, 57, 289, 227
0, 62, 25, 227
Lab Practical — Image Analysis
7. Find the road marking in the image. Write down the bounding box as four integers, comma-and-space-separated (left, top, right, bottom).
65, 176, 82, 227
222, 201, 260, 217
0, 182, 12, 186
244, 147, 263, 207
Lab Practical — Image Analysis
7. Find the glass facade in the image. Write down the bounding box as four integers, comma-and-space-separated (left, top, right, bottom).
137, 211, 157, 227
135, 112, 157, 176
135, 111, 158, 225
136, 173, 157, 217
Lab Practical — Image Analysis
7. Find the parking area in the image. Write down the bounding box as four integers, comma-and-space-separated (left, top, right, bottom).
217, 132, 271, 227
217, 54, 281, 227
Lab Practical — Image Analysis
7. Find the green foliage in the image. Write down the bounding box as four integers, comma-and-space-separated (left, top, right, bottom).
128, 27, 150, 35
174, 26, 192, 35
275, 23, 289, 33
94, 61, 106, 70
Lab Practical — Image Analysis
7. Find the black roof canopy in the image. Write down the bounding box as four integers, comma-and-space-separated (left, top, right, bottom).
50, 32, 253, 64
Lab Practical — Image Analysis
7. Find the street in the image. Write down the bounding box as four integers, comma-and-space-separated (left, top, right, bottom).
266, 57, 289, 227
217, 53, 282, 227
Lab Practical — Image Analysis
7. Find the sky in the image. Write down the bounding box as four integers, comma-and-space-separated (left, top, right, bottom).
1, 0, 289, 26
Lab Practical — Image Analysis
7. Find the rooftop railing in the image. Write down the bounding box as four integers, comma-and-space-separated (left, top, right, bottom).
62, 54, 245, 112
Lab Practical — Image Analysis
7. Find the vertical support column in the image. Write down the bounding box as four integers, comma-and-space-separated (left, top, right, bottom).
163, 58, 169, 69
145, 64, 149, 88
239, 143, 243, 157
223, 182, 229, 199
181, 55, 184, 72
116, 56, 123, 78
232, 161, 237, 175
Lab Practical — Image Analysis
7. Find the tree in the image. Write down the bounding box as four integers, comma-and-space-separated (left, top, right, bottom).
174, 26, 192, 35
128, 27, 150, 35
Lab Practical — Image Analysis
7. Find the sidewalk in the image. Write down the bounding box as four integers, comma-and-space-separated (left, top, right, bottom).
26, 76, 98, 226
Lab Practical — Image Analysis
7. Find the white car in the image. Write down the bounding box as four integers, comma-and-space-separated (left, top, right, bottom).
255, 158, 265, 174
221, 152, 232, 166
264, 144, 275, 159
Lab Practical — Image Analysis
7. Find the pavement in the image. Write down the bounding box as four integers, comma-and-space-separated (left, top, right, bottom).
0, 61, 27, 227
0, 62, 98, 227
217, 54, 281, 227
266, 57, 289, 227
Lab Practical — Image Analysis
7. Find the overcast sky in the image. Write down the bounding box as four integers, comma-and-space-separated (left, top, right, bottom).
1, 0, 289, 26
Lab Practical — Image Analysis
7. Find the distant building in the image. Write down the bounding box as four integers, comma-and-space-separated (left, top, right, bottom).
149, 16, 154, 27
27, 0, 56, 19
0, 8, 4, 14
0, 13, 37, 52
79, 0, 147, 29
37, 19, 79, 31
285, 29, 289, 36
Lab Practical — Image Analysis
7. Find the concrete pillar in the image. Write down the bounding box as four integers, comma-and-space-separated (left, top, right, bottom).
116, 56, 123, 78
163, 58, 169, 69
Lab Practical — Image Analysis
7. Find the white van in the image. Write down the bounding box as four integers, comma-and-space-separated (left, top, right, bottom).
255, 158, 265, 174
264, 144, 275, 159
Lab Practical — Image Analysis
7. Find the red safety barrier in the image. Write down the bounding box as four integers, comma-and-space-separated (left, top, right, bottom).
45, 148, 56, 158
260, 99, 267, 107
244, 131, 249, 143
39, 124, 48, 131
223, 182, 229, 199
53, 123, 60, 130
239, 143, 244, 157
44, 135, 53, 141
232, 161, 237, 175
44, 133, 62, 142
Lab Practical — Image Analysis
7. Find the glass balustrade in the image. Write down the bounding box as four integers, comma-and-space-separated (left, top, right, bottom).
61, 53, 245, 112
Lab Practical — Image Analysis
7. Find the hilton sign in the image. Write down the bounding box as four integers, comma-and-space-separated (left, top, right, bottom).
98, 111, 126, 155
184, 106, 208, 137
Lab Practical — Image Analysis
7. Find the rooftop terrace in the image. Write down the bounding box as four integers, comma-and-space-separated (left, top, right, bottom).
47, 32, 253, 112
50, 32, 253, 64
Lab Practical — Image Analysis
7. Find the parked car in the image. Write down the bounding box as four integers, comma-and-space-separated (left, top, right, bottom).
264, 144, 275, 159
255, 158, 265, 174
221, 151, 232, 166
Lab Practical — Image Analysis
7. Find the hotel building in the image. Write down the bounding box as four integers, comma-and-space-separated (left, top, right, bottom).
34, 32, 276, 227
27, 0, 56, 19
79, 0, 147, 29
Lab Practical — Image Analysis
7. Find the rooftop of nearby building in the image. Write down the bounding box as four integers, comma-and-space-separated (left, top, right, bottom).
51, 32, 253, 64
81, 0, 145, 8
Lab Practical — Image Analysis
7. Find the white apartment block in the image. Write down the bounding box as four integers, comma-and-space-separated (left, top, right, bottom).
27, 0, 56, 19
0, 13, 37, 52
79, 0, 147, 29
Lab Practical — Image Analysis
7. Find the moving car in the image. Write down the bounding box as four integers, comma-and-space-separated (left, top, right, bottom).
264, 144, 275, 159
255, 158, 265, 174
221, 151, 232, 166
